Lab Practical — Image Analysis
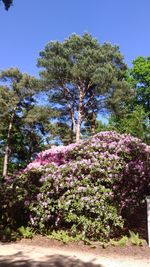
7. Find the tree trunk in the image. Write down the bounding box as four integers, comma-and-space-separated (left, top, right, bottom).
91, 111, 96, 135
76, 90, 84, 142
2, 109, 16, 181
70, 121, 74, 143
70, 99, 76, 143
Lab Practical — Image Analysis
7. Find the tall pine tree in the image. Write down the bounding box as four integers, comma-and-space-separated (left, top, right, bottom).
38, 33, 131, 142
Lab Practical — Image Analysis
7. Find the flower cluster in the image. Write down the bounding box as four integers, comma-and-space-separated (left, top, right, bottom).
26, 143, 78, 170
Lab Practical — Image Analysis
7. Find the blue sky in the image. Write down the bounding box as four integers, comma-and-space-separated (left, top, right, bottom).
0, 0, 150, 78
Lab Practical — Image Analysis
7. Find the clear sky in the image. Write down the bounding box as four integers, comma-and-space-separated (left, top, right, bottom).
0, 0, 150, 78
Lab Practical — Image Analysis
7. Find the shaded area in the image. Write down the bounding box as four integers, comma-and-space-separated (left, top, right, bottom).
0, 252, 103, 267
122, 206, 148, 242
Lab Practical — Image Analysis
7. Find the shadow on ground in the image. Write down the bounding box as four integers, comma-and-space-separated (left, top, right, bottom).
0, 252, 103, 267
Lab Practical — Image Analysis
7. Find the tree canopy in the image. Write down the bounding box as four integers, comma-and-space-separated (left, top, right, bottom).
130, 56, 150, 118
0, 68, 55, 179
105, 56, 150, 144
38, 33, 131, 142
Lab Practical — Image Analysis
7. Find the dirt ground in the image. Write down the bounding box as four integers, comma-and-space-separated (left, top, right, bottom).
0, 235, 150, 267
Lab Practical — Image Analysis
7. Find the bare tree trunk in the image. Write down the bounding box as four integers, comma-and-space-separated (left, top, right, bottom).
68, 96, 76, 143
2, 109, 16, 181
71, 103, 76, 143
2, 122, 12, 179
91, 111, 96, 135
76, 89, 84, 142
70, 121, 74, 143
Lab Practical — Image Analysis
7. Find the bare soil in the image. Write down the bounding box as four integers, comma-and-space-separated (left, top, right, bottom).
0, 235, 150, 267
16, 234, 150, 259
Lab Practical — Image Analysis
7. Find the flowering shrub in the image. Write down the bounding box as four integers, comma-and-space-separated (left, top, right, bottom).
26, 143, 77, 170
66, 132, 150, 212
28, 162, 123, 240
24, 131, 150, 240
1, 131, 150, 241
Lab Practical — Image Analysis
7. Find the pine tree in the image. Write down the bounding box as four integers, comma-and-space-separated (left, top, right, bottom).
0, 68, 39, 180
38, 33, 131, 142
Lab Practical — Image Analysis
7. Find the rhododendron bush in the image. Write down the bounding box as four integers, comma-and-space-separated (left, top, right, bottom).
1, 131, 150, 241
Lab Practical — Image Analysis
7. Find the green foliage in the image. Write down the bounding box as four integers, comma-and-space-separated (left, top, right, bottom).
0, 169, 42, 233
124, 56, 150, 144
109, 231, 144, 247
38, 33, 130, 140
129, 231, 144, 246
108, 106, 150, 144
130, 56, 150, 115
47, 230, 81, 244
110, 236, 128, 247
0, 226, 19, 241
18, 226, 33, 239
101, 231, 144, 247
0, 68, 55, 177
95, 120, 108, 133
104, 56, 150, 144
0, 68, 39, 176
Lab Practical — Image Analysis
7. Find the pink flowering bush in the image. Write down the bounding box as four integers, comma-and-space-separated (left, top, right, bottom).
1, 131, 150, 241
23, 131, 150, 240
26, 143, 77, 170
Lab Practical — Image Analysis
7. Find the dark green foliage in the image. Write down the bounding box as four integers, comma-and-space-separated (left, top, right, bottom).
0, 68, 55, 177
0, 68, 40, 177
0, 169, 42, 240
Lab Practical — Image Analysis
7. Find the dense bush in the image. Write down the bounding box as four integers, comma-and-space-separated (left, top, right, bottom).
0, 169, 42, 238
28, 163, 123, 240
1, 131, 150, 241
26, 131, 150, 239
